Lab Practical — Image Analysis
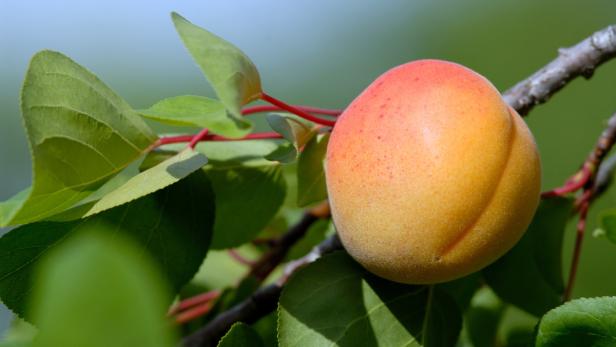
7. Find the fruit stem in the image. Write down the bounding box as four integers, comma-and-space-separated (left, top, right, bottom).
260, 92, 337, 127
242, 104, 341, 116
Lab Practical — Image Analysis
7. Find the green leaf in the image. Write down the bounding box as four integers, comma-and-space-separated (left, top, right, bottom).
598, 209, 616, 244
218, 323, 264, 347
0, 171, 215, 320
278, 251, 462, 347
465, 287, 506, 347
484, 197, 572, 316
30, 231, 177, 347
536, 296, 616, 347
171, 12, 261, 122
264, 143, 298, 164
0, 50, 157, 227
84, 148, 207, 216
208, 164, 286, 249
297, 133, 329, 207
139, 95, 251, 138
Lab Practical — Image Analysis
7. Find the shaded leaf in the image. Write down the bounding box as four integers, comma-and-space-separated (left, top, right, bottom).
0, 171, 215, 320
139, 95, 251, 138
85, 148, 207, 216
536, 296, 616, 347
218, 323, 264, 347
465, 287, 505, 347
171, 12, 261, 123
0, 50, 157, 226
297, 133, 329, 207
278, 251, 462, 347
30, 231, 177, 347
264, 143, 297, 164
208, 165, 286, 249
484, 197, 572, 316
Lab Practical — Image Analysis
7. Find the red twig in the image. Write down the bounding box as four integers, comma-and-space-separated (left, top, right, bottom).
564, 191, 591, 301
169, 290, 222, 316
227, 249, 256, 267
242, 105, 342, 116
188, 128, 209, 149
541, 166, 592, 198
175, 301, 216, 324
156, 132, 283, 148
260, 93, 337, 127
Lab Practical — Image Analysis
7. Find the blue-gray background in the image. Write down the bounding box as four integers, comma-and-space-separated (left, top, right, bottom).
1, 0, 616, 335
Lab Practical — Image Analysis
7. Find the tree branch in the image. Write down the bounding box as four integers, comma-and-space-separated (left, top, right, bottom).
181, 234, 342, 347
504, 25, 616, 115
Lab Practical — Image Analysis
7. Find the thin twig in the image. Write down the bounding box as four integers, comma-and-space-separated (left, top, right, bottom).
504, 25, 616, 115
180, 235, 342, 347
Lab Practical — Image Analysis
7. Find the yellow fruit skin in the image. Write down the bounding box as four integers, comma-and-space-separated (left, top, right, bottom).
325, 59, 541, 284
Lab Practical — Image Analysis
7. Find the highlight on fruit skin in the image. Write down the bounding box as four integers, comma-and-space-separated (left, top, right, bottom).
325, 59, 541, 284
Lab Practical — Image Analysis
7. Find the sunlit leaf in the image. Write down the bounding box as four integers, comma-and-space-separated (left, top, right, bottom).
30, 232, 177, 347
139, 95, 251, 138
218, 322, 264, 347
278, 252, 462, 347
536, 296, 616, 347
84, 148, 207, 216
0, 51, 157, 226
171, 12, 261, 123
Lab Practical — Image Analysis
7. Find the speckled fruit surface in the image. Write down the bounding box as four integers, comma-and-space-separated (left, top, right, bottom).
325, 59, 541, 284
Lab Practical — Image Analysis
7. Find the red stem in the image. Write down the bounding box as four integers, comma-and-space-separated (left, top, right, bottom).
564, 195, 590, 301
242, 105, 342, 116
188, 128, 209, 149
156, 132, 283, 147
175, 301, 216, 324
169, 290, 221, 315
260, 92, 337, 127
227, 249, 256, 267
541, 167, 592, 198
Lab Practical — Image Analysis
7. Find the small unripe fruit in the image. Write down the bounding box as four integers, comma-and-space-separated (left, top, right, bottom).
325, 59, 541, 284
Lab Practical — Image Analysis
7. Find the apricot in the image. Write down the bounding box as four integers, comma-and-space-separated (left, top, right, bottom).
325, 59, 541, 284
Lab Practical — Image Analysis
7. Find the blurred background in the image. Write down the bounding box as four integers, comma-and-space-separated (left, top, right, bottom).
1, 0, 616, 337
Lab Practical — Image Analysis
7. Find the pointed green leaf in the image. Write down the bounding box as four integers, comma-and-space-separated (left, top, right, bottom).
484, 197, 572, 317
266, 113, 314, 150
297, 133, 329, 207
0, 51, 157, 227
218, 323, 264, 347
84, 148, 207, 216
0, 171, 215, 320
30, 232, 177, 347
536, 296, 616, 347
171, 12, 261, 121
139, 95, 251, 138
278, 252, 462, 347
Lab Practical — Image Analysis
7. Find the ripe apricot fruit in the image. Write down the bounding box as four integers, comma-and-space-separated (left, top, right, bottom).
325, 59, 541, 284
